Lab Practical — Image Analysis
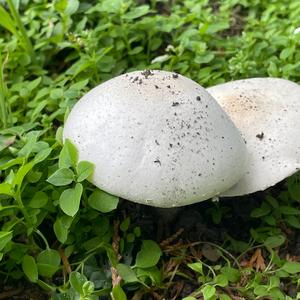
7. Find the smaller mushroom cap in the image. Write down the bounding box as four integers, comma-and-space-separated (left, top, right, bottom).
207, 78, 300, 196
64, 70, 247, 207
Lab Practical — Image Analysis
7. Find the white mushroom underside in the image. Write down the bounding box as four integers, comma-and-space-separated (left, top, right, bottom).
207, 78, 300, 196
64, 70, 247, 207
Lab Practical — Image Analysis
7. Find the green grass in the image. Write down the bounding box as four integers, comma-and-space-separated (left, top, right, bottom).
0, 0, 300, 299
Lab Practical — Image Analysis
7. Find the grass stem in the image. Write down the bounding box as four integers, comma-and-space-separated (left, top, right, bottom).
6, 0, 35, 63
0, 52, 9, 128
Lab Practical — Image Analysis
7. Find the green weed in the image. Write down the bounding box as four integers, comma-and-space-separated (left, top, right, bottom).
0, 0, 299, 299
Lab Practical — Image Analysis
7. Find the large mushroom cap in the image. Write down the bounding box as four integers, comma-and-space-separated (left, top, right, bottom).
207, 78, 300, 197
64, 70, 247, 207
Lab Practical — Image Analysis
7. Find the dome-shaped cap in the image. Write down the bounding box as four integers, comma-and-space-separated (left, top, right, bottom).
207, 78, 300, 196
64, 70, 247, 207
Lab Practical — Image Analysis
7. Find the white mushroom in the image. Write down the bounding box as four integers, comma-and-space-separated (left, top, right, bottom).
63, 70, 247, 207
207, 78, 300, 196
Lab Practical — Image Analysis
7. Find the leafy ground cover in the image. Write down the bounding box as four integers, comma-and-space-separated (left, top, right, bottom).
0, 0, 300, 299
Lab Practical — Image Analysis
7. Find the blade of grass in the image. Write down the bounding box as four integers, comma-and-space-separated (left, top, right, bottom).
5, 0, 35, 62
0, 4, 17, 34
0, 52, 10, 129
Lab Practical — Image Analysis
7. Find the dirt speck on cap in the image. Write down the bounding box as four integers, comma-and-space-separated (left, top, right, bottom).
256, 132, 264, 140
154, 158, 161, 166
141, 70, 153, 79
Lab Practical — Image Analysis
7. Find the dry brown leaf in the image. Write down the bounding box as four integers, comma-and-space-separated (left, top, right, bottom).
248, 248, 266, 271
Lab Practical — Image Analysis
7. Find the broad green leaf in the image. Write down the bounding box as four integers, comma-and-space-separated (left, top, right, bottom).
264, 235, 285, 248
282, 261, 300, 274
214, 274, 228, 287
82, 281, 95, 295
76, 161, 94, 182
188, 262, 203, 274
134, 226, 141, 237
111, 284, 127, 300
206, 21, 229, 34
65, 0, 79, 15
288, 182, 300, 201
136, 266, 161, 284
220, 267, 240, 283
277, 206, 300, 215
135, 240, 162, 268
120, 217, 130, 232
267, 61, 278, 77
280, 47, 294, 60
55, 0, 79, 15
54, 0, 67, 12
0, 231, 12, 251
53, 215, 73, 243
195, 53, 214, 64
254, 285, 268, 296
183, 297, 197, 300
27, 170, 42, 183
59, 139, 78, 169
47, 168, 74, 186
116, 264, 138, 283
268, 288, 285, 299
50, 88, 63, 100
30, 100, 48, 122
265, 195, 279, 208
219, 295, 231, 300
285, 215, 300, 229
29, 191, 48, 208
124, 5, 149, 19
69, 271, 87, 294
89, 0, 122, 13
201, 285, 216, 300
18, 131, 39, 157
88, 189, 118, 213
22, 255, 38, 282
269, 276, 280, 289
37, 249, 61, 277
12, 161, 34, 189
69, 79, 89, 91
33, 148, 52, 164
251, 202, 271, 218
0, 183, 13, 196
27, 77, 42, 92
59, 183, 83, 216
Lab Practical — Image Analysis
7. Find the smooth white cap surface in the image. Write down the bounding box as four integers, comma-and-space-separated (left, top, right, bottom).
207, 78, 300, 196
64, 70, 247, 207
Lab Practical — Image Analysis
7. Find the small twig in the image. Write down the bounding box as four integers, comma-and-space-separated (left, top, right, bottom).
160, 228, 184, 248
111, 220, 122, 288
59, 247, 72, 274
170, 281, 184, 300
150, 290, 162, 300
